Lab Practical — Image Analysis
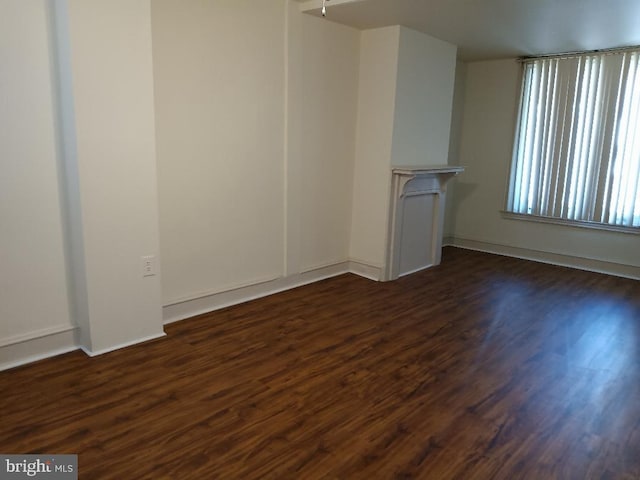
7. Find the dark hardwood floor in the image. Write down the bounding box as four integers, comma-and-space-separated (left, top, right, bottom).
2, 247, 640, 479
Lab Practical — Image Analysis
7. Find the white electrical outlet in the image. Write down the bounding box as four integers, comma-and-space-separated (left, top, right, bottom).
141, 255, 157, 277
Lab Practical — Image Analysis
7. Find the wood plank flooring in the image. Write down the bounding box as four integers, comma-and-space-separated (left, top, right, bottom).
1, 247, 640, 479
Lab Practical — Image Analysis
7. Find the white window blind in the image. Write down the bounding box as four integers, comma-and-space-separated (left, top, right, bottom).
507, 49, 640, 229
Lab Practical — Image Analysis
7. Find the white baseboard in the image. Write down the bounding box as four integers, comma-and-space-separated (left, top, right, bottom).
163, 261, 352, 324
447, 236, 640, 280
0, 325, 79, 372
81, 331, 167, 357
348, 259, 382, 281
0, 326, 167, 371
398, 263, 434, 278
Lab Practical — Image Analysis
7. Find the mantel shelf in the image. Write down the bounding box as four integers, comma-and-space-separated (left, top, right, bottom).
392, 165, 465, 177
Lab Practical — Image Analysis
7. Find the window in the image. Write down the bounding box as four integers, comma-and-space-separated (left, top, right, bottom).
506, 48, 640, 230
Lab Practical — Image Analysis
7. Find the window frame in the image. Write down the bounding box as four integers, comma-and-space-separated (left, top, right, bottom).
503, 48, 640, 235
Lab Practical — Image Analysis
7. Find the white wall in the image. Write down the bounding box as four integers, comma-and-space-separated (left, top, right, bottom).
297, 14, 360, 272
444, 60, 468, 238
449, 59, 640, 277
391, 27, 457, 167
349, 26, 401, 270
0, 1, 75, 365
152, 1, 286, 305
62, 0, 164, 353
153, 1, 361, 317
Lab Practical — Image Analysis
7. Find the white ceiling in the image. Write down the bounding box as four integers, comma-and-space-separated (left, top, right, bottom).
298, 0, 640, 61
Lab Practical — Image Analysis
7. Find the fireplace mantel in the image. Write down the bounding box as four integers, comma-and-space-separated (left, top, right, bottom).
391, 166, 464, 195
384, 165, 464, 281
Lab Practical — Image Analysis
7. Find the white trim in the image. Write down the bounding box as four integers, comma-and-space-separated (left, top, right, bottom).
164, 274, 282, 307
0, 323, 77, 348
348, 259, 382, 281
283, 0, 290, 276
502, 211, 640, 235
398, 263, 434, 277
80, 331, 167, 357
163, 262, 352, 325
0, 327, 78, 372
447, 237, 640, 280
0, 346, 79, 372
300, 259, 350, 274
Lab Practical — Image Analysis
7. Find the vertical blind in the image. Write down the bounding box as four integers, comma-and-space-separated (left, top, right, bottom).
507, 49, 640, 228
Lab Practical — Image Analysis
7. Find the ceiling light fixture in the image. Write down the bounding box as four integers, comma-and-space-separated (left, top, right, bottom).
322, 0, 327, 17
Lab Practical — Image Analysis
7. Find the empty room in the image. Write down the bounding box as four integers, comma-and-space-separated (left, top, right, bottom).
1, 0, 639, 478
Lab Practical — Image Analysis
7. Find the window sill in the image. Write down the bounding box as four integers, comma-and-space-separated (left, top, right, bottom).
501, 211, 640, 235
